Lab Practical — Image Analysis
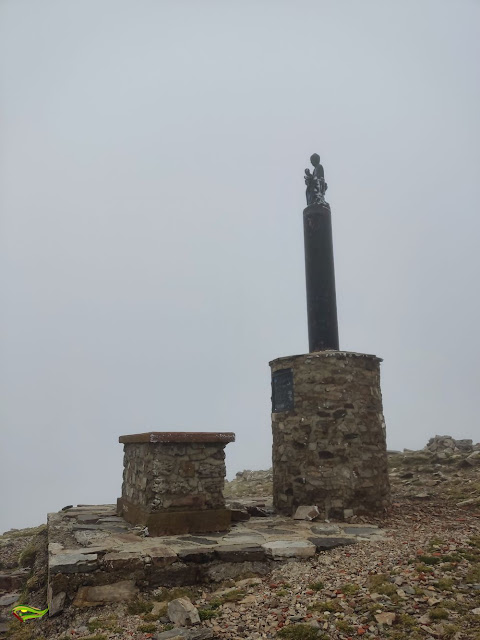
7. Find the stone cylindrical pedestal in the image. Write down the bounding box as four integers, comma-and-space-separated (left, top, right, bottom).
117, 432, 235, 535
270, 351, 390, 519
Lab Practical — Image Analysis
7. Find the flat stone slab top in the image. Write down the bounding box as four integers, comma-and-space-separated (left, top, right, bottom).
268, 350, 383, 366
47, 503, 386, 616
118, 432, 236, 444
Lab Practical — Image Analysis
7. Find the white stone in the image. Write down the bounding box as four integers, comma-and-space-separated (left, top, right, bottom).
293, 505, 321, 521
168, 597, 201, 626
262, 540, 316, 559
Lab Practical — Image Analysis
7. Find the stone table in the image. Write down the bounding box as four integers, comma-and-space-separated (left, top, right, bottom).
117, 432, 235, 535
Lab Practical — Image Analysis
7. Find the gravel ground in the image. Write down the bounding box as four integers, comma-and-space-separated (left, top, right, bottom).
3, 443, 480, 640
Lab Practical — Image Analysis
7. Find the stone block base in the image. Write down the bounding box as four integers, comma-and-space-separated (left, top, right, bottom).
118, 498, 231, 535
47, 504, 384, 616
118, 431, 235, 536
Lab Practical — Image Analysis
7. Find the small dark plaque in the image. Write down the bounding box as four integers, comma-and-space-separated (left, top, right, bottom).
272, 368, 294, 413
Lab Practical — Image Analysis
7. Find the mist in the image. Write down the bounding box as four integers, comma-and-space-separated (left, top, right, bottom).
1, 0, 479, 534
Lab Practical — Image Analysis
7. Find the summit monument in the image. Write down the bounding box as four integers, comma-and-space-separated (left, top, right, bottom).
269, 155, 391, 519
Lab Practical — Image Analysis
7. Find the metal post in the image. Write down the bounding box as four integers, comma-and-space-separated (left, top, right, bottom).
303, 202, 339, 351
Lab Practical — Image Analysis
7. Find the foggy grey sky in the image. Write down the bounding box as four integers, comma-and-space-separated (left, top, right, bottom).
1, 0, 479, 533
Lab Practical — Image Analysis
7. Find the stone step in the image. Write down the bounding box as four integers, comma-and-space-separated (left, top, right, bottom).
46, 504, 385, 616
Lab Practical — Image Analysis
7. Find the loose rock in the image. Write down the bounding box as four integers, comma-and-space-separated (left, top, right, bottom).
167, 597, 201, 626
293, 506, 321, 521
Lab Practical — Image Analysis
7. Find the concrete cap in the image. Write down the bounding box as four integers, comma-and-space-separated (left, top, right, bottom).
119, 432, 235, 444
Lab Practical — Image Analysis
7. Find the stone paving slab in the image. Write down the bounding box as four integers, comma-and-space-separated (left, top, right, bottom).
47, 504, 386, 616
308, 535, 358, 551
263, 540, 316, 559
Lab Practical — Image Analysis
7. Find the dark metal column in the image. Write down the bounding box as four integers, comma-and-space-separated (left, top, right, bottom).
303, 202, 339, 351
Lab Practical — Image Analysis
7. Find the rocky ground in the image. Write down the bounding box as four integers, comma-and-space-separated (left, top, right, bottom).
2, 436, 480, 640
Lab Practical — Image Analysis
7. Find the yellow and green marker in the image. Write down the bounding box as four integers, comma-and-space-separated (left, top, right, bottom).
12, 605, 48, 622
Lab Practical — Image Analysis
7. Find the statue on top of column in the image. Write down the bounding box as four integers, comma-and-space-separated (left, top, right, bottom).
305, 153, 329, 207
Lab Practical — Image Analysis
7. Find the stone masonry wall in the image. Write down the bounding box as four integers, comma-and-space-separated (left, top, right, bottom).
270, 351, 391, 519
121, 442, 226, 512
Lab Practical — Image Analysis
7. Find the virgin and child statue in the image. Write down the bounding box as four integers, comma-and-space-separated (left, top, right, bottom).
305, 153, 328, 206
